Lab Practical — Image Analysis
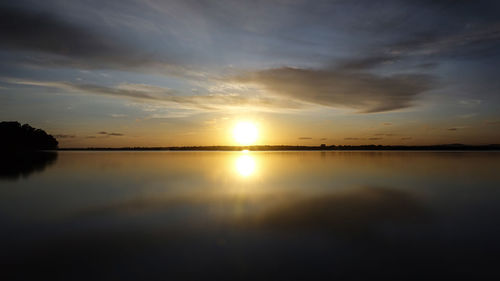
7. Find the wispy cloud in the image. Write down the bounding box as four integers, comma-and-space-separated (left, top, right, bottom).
459, 99, 482, 106
448, 126, 466, 131
344, 137, 383, 141
2, 78, 307, 113
458, 113, 477, 119
54, 134, 76, 139
388, 23, 500, 59
97, 131, 124, 137
484, 120, 500, 125
110, 114, 127, 118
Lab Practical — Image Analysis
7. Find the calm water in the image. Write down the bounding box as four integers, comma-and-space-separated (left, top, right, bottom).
1, 151, 500, 280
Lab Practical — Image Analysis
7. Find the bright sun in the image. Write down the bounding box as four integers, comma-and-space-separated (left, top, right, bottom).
233, 122, 258, 145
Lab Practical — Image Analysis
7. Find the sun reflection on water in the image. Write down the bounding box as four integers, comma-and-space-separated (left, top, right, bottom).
235, 154, 256, 177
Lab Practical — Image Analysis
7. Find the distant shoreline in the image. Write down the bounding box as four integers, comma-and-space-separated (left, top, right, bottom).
58, 144, 500, 151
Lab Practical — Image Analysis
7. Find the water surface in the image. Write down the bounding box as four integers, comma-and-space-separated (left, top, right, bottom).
1, 151, 499, 280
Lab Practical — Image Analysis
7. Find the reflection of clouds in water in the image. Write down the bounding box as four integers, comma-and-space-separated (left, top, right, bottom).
248, 186, 429, 236
0, 152, 58, 181
70, 185, 428, 238
3, 152, 500, 280
235, 154, 256, 177
8, 186, 499, 280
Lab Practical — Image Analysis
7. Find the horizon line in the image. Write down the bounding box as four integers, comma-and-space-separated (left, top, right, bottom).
56, 144, 500, 151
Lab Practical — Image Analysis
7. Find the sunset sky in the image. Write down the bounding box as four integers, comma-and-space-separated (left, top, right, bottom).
1, 0, 500, 147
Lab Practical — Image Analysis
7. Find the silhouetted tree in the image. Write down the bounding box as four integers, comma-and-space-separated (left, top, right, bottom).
0, 121, 58, 150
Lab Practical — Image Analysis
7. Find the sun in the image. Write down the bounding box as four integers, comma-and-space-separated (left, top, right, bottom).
233, 122, 258, 145
235, 154, 256, 177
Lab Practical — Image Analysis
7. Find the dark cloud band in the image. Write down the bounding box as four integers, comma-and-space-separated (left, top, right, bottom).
234, 66, 435, 113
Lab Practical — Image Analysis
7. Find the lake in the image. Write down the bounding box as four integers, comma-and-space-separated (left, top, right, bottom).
1, 151, 499, 280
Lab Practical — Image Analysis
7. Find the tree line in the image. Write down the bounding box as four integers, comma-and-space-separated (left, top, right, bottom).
0, 121, 58, 150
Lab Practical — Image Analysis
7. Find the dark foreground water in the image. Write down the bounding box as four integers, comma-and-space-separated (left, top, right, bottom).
1, 151, 499, 280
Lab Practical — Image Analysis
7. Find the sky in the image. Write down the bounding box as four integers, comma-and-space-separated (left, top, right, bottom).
1, 0, 500, 147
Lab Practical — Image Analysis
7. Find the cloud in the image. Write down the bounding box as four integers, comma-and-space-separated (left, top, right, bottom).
298, 137, 312, 140
335, 55, 396, 71
459, 99, 482, 106
416, 62, 438, 69
2, 0, 499, 123
54, 134, 76, 139
110, 114, 126, 118
447, 127, 466, 131
388, 23, 500, 59
401, 137, 412, 140
0, 5, 191, 75
233, 66, 435, 113
97, 131, 123, 136
0, 7, 129, 65
484, 120, 500, 125
0, 7, 99, 54
2, 78, 306, 112
344, 137, 383, 141
458, 113, 477, 119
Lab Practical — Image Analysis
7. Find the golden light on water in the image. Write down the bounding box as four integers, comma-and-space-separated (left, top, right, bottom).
233, 122, 258, 145
235, 154, 256, 177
